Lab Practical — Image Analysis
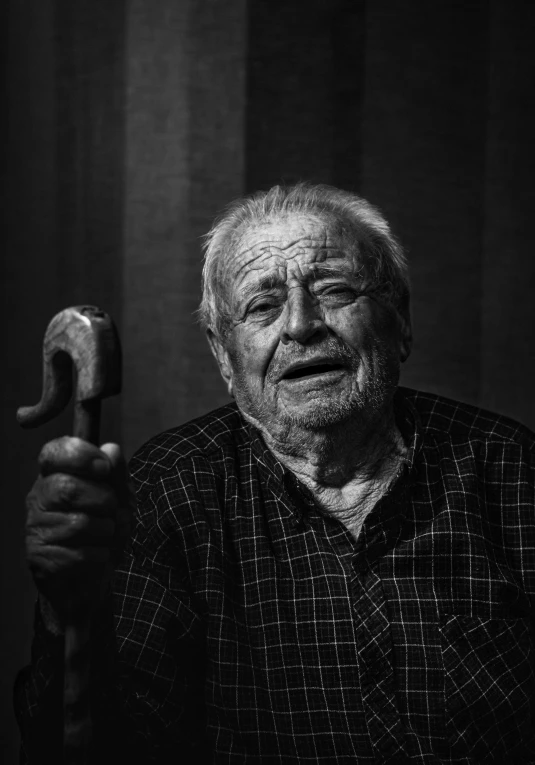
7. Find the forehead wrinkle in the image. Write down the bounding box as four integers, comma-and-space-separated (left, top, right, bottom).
226, 219, 364, 303
233, 240, 346, 279
229, 242, 322, 286
233, 245, 363, 296
235, 224, 341, 255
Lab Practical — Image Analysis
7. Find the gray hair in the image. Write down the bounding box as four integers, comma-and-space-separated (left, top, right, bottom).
198, 182, 409, 339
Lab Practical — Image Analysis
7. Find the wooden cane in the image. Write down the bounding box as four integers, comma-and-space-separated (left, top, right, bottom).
17, 305, 122, 765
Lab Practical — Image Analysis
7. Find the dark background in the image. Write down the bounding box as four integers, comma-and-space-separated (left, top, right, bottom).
3, 0, 535, 760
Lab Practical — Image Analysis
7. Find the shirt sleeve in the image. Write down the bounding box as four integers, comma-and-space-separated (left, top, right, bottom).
14, 476, 209, 764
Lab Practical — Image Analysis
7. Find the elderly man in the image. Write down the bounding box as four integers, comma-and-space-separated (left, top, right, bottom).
16, 183, 535, 763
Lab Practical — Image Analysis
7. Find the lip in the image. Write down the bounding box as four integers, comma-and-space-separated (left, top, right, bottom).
277, 358, 346, 382
280, 368, 345, 386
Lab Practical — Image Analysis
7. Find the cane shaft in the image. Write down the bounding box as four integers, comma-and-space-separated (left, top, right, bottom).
63, 618, 92, 765
63, 400, 101, 764
74, 400, 101, 443
18, 306, 122, 765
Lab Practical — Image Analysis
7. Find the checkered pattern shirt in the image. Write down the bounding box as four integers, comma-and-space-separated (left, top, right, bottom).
15, 387, 535, 763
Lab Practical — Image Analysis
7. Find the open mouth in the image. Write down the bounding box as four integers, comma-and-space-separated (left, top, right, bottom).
283, 363, 345, 380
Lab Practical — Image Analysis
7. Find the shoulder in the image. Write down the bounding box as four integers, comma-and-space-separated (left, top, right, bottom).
128, 402, 248, 492
398, 386, 535, 452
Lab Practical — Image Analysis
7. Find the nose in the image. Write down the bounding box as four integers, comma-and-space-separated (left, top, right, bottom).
280, 287, 327, 345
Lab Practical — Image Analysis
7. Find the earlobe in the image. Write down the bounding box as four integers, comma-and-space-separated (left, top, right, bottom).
206, 329, 234, 396
399, 320, 412, 363
400, 336, 412, 363
397, 292, 412, 363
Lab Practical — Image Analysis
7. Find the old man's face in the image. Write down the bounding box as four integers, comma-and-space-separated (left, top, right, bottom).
209, 213, 409, 436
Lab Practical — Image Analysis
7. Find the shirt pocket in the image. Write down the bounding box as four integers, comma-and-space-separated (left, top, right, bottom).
439, 613, 535, 761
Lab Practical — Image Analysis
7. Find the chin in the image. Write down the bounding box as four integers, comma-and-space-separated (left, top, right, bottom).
280, 380, 397, 431
278, 398, 364, 430
235, 366, 398, 435
285, 410, 352, 430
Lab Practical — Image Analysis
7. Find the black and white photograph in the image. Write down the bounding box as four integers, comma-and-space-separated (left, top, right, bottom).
3, 1, 535, 762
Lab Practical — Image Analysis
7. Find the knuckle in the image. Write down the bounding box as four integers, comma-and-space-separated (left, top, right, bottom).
38, 436, 97, 476
57, 435, 78, 451
25, 484, 40, 513
51, 473, 79, 506
25, 528, 43, 553
62, 436, 90, 460
25, 507, 39, 534
38, 436, 70, 467
64, 511, 86, 532
30, 525, 51, 546
65, 513, 115, 542
26, 480, 47, 520
37, 441, 54, 468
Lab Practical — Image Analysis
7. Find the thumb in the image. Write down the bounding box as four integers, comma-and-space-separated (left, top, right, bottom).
99, 442, 125, 473
100, 442, 135, 564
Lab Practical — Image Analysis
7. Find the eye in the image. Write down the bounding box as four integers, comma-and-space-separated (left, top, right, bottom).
247, 298, 280, 315
323, 286, 352, 295
316, 284, 358, 301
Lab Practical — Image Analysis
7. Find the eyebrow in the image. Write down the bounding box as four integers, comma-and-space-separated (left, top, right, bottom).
240, 273, 284, 302
238, 262, 365, 304
308, 262, 360, 280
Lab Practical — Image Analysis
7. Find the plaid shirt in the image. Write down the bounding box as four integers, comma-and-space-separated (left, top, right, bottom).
15, 387, 535, 763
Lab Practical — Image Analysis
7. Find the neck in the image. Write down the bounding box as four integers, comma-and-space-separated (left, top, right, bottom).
248, 402, 406, 490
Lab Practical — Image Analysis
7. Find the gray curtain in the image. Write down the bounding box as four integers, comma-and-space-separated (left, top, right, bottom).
3, 1, 534, 760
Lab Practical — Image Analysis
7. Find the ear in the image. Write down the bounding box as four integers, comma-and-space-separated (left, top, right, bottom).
397, 291, 412, 363
399, 316, 412, 363
207, 328, 234, 396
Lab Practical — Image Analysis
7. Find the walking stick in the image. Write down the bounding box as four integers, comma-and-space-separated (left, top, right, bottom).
17, 305, 122, 765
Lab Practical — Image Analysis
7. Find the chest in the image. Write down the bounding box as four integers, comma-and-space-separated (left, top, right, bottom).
201, 506, 534, 761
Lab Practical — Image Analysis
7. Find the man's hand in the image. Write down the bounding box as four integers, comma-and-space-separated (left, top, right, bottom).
25, 437, 133, 634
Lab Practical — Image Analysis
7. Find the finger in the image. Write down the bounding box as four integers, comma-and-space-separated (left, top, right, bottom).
100, 443, 135, 562
39, 437, 113, 480
26, 511, 115, 547
100, 443, 130, 500
29, 474, 119, 518
100, 443, 123, 466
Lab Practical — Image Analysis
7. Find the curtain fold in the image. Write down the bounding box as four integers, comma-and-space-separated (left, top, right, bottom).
4, 1, 534, 760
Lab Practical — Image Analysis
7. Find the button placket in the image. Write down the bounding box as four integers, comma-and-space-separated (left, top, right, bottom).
352, 568, 407, 759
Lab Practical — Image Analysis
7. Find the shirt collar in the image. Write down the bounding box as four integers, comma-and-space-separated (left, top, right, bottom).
393, 385, 423, 479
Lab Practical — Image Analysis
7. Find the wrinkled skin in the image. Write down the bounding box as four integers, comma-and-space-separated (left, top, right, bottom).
208, 213, 411, 482
25, 437, 133, 632
26, 213, 411, 631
